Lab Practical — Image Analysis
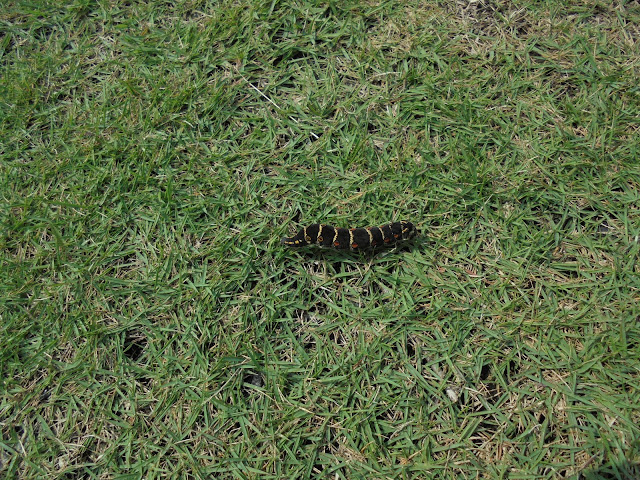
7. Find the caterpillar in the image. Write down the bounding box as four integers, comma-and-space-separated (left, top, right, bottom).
281, 221, 418, 250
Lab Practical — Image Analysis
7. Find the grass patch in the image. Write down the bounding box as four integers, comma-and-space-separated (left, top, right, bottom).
2, 0, 640, 478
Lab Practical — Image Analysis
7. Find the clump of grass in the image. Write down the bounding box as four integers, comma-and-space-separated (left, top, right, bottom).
1, 0, 639, 478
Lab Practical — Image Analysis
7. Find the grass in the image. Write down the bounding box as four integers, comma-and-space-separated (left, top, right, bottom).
1, 0, 640, 478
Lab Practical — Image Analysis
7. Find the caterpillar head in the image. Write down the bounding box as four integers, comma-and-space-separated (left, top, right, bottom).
401, 221, 419, 240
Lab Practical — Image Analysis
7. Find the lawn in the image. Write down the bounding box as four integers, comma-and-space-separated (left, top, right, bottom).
1, 0, 639, 478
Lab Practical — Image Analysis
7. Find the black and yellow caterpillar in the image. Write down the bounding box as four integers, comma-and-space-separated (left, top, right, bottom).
281, 221, 418, 250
